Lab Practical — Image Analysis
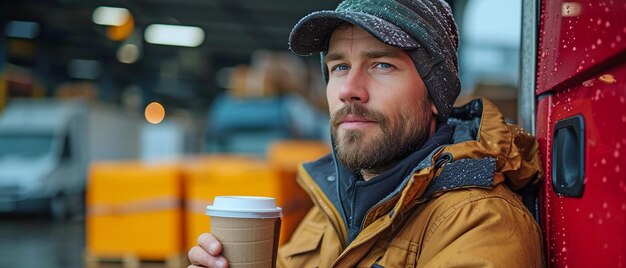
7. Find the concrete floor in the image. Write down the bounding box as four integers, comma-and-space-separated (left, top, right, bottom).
0, 215, 189, 268
0, 215, 85, 268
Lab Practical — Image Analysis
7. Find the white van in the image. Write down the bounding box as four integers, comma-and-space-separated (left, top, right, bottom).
0, 99, 139, 218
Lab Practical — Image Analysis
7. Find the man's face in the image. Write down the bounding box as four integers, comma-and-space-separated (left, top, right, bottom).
326, 25, 436, 175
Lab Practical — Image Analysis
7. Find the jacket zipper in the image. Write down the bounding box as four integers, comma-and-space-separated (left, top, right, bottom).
330, 173, 422, 268
349, 181, 358, 229
358, 149, 442, 231
359, 173, 413, 233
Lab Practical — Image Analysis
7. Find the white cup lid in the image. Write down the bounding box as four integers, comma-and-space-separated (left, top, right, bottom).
205, 196, 282, 218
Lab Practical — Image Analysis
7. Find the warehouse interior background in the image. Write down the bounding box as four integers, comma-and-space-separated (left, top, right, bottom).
0, 0, 522, 267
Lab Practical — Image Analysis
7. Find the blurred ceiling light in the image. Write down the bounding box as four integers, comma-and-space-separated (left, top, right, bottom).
107, 13, 135, 41
145, 102, 165, 124
92, 6, 130, 26
117, 43, 140, 64
5, 20, 40, 39
144, 24, 204, 47
68, 59, 102, 80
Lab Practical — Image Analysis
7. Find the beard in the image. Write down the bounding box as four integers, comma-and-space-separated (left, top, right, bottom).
330, 99, 432, 174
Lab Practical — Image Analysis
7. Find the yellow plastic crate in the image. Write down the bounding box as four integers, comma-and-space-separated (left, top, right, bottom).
86, 160, 183, 260
183, 155, 283, 250
267, 140, 330, 173
266, 140, 330, 243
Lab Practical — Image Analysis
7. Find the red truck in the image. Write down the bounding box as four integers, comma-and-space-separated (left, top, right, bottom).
520, 0, 626, 266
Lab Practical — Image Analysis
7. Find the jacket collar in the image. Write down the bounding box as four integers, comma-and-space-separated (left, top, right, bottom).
297, 98, 543, 248
338, 124, 453, 245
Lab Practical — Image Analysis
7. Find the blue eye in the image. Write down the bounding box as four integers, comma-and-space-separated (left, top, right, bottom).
331, 64, 349, 72
376, 63, 393, 69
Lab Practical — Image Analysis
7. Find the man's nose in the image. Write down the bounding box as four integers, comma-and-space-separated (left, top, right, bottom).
338, 69, 369, 103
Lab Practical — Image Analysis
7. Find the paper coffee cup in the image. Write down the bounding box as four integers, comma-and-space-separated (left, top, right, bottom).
206, 196, 282, 268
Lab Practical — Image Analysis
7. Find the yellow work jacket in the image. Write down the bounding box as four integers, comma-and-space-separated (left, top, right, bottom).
277, 98, 544, 267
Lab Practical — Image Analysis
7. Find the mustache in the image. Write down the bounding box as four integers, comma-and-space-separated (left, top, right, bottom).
330, 103, 388, 127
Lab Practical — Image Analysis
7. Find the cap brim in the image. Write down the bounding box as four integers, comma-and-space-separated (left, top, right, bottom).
289, 11, 420, 56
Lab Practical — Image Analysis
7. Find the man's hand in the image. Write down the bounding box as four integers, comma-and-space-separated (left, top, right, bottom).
188, 233, 229, 268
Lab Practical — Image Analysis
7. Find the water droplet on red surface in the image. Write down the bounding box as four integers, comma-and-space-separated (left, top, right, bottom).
605, 21, 611, 27
603, 202, 608, 209
589, 213, 594, 218
615, 165, 621, 173
597, 39, 603, 45
615, 150, 620, 158
572, 46, 577, 51
603, 176, 608, 183
601, 158, 607, 164
599, 74, 617, 84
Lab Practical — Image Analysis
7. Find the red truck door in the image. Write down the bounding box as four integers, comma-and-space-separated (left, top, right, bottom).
521, 0, 626, 267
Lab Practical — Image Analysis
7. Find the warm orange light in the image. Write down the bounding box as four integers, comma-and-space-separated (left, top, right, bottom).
107, 14, 134, 41
145, 102, 165, 124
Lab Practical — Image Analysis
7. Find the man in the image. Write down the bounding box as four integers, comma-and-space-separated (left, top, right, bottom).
189, 0, 544, 267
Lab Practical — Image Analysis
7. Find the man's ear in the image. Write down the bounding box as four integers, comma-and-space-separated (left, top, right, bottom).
431, 102, 439, 115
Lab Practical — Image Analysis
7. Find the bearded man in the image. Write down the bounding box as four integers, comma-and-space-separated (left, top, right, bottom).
189, 0, 544, 267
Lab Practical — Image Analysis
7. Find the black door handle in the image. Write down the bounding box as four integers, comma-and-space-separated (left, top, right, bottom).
552, 115, 585, 197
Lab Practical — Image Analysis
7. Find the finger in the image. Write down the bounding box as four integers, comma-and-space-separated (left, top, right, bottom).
216, 257, 228, 268
188, 265, 221, 268
188, 246, 228, 268
198, 233, 222, 255
188, 246, 213, 267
